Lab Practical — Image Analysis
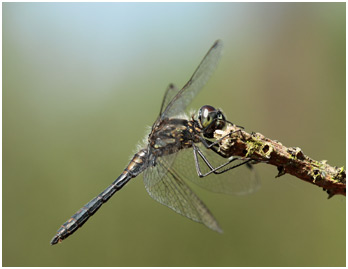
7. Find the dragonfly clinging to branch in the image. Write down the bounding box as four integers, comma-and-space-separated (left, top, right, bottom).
51, 40, 258, 245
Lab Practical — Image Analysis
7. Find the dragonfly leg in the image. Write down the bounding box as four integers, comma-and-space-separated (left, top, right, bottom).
192, 142, 252, 177
199, 128, 244, 155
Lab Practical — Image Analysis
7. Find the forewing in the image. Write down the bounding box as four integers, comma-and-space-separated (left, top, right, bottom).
143, 154, 222, 233
161, 40, 223, 119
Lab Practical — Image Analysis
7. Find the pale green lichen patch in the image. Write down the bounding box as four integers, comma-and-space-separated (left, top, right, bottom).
310, 163, 327, 182
245, 137, 273, 159
311, 168, 323, 182
287, 147, 304, 160
333, 166, 346, 183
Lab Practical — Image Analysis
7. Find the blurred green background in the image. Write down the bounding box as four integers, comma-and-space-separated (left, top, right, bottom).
3, 2, 345, 267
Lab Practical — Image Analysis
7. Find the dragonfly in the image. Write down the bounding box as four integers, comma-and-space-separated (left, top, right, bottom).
50, 40, 258, 245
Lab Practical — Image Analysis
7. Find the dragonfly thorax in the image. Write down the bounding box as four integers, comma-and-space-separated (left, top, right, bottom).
148, 118, 199, 156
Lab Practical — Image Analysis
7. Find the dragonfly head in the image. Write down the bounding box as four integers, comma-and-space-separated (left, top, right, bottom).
197, 105, 226, 138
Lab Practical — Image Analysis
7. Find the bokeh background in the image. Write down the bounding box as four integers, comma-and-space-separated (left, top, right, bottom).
3, 2, 345, 267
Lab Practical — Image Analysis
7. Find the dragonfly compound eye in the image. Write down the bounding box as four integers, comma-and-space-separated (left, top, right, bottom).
198, 105, 218, 128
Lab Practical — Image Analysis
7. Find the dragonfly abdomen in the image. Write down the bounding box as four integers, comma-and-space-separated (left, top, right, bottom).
50, 149, 148, 245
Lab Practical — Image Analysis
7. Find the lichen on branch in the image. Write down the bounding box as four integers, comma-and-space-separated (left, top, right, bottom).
213, 124, 346, 198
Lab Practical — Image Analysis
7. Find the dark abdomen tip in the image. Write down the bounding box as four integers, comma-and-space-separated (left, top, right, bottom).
50, 235, 60, 245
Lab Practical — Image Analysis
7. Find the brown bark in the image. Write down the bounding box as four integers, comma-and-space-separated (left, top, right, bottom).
213, 124, 346, 198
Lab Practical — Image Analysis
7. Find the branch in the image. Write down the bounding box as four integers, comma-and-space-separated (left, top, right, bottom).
214, 124, 346, 198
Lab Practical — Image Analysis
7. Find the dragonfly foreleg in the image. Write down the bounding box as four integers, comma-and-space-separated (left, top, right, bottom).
199, 127, 244, 154
192, 142, 252, 177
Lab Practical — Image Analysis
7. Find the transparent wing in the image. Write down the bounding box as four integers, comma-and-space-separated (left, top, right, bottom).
158, 83, 180, 117
171, 144, 260, 195
143, 154, 222, 233
160, 40, 223, 120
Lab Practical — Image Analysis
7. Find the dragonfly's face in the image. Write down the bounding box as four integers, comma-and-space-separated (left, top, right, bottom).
197, 105, 226, 138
